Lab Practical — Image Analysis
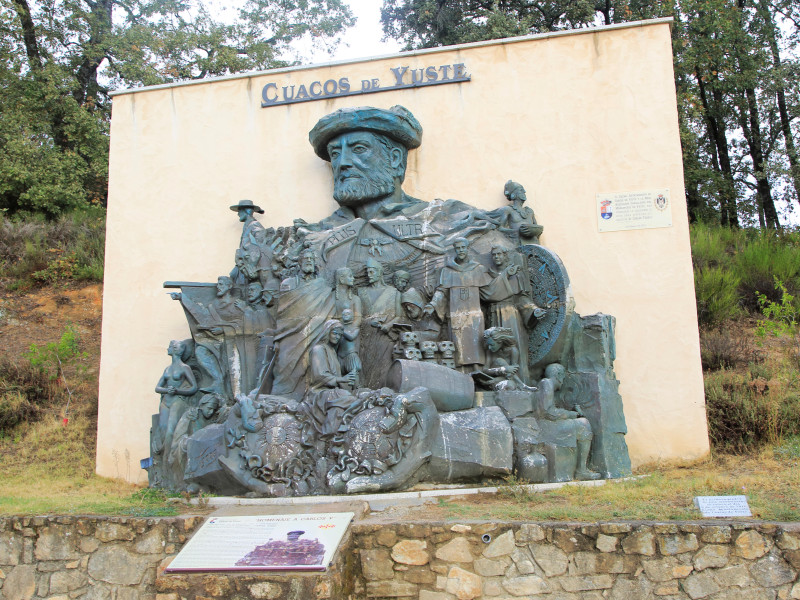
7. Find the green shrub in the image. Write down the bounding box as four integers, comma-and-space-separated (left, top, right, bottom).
734, 235, 800, 311
0, 206, 105, 284
700, 328, 761, 371
694, 266, 742, 326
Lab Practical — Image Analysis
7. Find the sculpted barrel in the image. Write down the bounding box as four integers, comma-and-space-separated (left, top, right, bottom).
387, 359, 474, 412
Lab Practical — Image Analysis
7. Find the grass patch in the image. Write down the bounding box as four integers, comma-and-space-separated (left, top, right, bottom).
434, 452, 800, 522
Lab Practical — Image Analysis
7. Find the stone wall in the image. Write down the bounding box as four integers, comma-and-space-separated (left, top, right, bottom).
3, 516, 800, 600
351, 522, 800, 600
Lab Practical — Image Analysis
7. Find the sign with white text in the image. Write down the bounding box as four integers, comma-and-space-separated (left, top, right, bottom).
597, 189, 672, 232
165, 513, 354, 572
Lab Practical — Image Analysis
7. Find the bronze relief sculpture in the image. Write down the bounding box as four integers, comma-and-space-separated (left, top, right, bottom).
149, 105, 631, 496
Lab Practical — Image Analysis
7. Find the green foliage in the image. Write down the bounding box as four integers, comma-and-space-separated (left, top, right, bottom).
0, 0, 354, 218
0, 206, 105, 284
694, 266, 742, 326
26, 324, 88, 381
734, 236, 800, 310
756, 279, 800, 338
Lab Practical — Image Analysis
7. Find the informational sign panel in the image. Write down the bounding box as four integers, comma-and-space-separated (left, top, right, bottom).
597, 189, 672, 232
165, 513, 354, 572
693, 496, 752, 518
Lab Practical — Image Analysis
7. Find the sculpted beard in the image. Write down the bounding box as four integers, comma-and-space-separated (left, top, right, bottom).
333, 158, 397, 206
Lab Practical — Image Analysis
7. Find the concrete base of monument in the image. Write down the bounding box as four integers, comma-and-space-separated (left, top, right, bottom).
191, 476, 644, 512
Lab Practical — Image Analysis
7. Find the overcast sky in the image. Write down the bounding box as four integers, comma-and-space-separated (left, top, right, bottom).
306, 0, 403, 63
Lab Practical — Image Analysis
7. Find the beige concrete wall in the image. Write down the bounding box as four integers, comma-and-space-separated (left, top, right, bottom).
98, 19, 708, 483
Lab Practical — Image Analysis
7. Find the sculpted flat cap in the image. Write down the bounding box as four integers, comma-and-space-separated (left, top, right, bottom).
309, 105, 423, 161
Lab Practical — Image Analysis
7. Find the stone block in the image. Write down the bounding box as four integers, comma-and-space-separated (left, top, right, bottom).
609, 576, 654, 600
734, 530, 769, 559
515, 524, 545, 543
700, 526, 731, 544
376, 529, 397, 547
622, 530, 656, 556
248, 582, 283, 599
596, 534, 618, 553
595, 553, 638, 574
419, 591, 455, 600
87, 546, 152, 585
777, 531, 800, 551
654, 582, 681, 596
495, 390, 534, 420
600, 524, 633, 534
643, 557, 693, 582
365, 580, 417, 597
474, 557, 510, 577
34, 527, 80, 561
552, 528, 593, 553
134, 529, 166, 555
501, 574, 551, 596
392, 540, 429, 565
510, 547, 536, 575
2, 565, 35, 600
681, 572, 720, 599
569, 551, 597, 575
558, 574, 614, 592
659, 534, 699, 555
692, 545, 729, 571
483, 531, 515, 559
530, 544, 568, 577
48, 571, 87, 594
360, 548, 394, 580
429, 407, 513, 479
445, 566, 482, 600
712, 564, 752, 588
436, 538, 474, 563
0, 534, 22, 566
404, 567, 436, 584
94, 522, 135, 542
750, 551, 795, 587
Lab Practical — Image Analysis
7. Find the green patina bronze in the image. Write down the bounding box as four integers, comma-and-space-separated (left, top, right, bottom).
146, 105, 631, 496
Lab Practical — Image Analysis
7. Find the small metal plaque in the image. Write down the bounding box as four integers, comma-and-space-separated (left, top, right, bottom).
597, 189, 672, 232
693, 495, 752, 518
165, 513, 354, 572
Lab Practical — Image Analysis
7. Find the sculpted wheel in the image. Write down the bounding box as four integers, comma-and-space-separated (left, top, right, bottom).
521, 244, 574, 367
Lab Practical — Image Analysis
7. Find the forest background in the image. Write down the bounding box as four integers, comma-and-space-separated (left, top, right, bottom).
1, 0, 800, 516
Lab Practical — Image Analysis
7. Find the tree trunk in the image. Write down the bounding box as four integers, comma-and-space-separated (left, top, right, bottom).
72, 0, 114, 108
11, 0, 42, 71
738, 88, 781, 229
695, 68, 739, 227
757, 0, 800, 209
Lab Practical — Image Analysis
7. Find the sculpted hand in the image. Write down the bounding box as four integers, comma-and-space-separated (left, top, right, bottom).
506, 264, 519, 276
210, 327, 223, 335
533, 308, 546, 319
505, 365, 519, 376
423, 304, 435, 317
519, 223, 534, 236
234, 299, 246, 309
170, 292, 182, 301
167, 385, 177, 394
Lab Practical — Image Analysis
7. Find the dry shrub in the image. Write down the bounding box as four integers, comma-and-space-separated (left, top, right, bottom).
705, 367, 800, 453
0, 358, 61, 432
700, 327, 762, 371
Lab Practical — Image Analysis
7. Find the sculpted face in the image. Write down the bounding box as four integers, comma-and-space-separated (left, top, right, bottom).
453, 240, 469, 262
216, 277, 232, 296
247, 283, 262, 303
199, 396, 218, 419
486, 336, 500, 353
394, 272, 410, 292
404, 303, 421, 320
300, 254, 316, 274
328, 131, 398, 207
366, 265, 380, 284
338, 268, 354, 287
491, 248, 508, 267
237, 208, 251, 222
329, 326, 343, 345
341, 309, 354, 324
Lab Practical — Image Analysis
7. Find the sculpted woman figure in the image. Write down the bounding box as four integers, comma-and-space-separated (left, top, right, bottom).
153, 340, 198, 456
